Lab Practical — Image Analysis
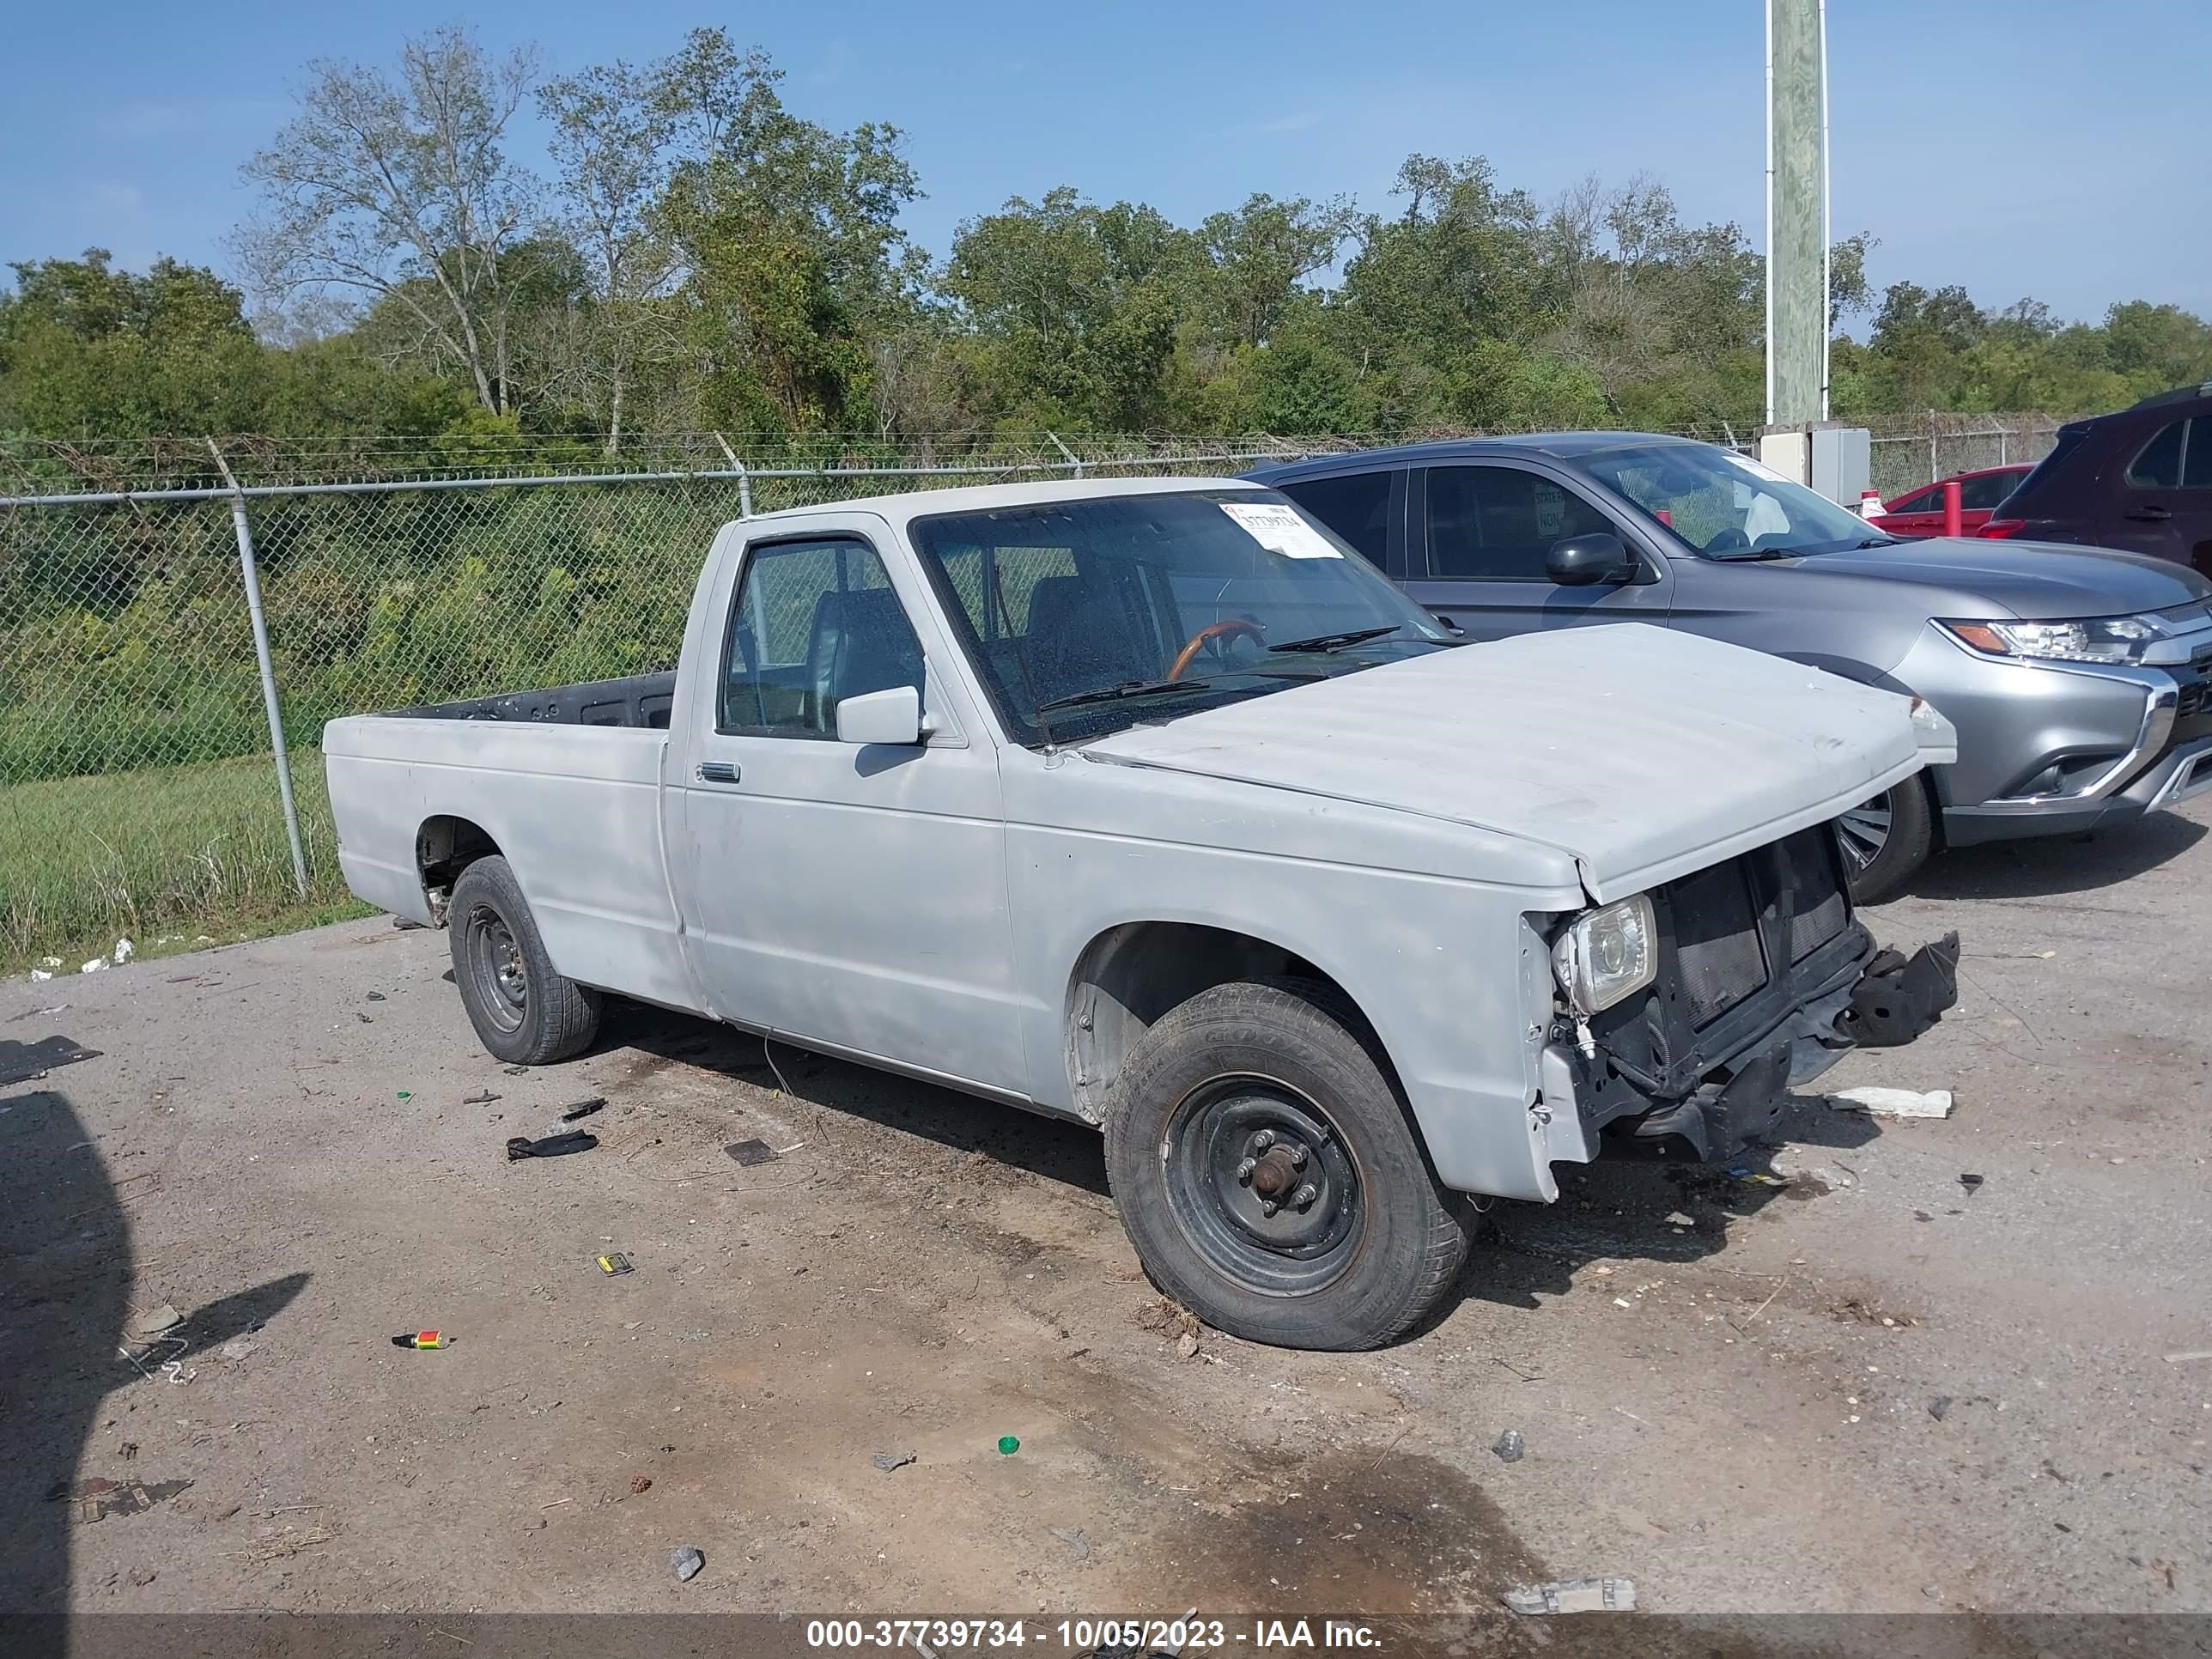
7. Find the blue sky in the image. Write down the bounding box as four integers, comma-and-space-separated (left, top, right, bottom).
4, 0, 2204, 328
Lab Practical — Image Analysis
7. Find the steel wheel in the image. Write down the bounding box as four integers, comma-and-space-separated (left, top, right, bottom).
1837, 797, 1893, 872
465, 902, 528, 1034
1164, 1075, 1364, 1297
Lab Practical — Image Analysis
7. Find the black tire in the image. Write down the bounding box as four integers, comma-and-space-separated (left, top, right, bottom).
448, 855, 601, 1066
1836, 776, 1935, 905
1101, 979, 1471, 1351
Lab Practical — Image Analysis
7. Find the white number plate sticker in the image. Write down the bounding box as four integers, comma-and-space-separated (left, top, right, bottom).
1220, 501, 1343, 559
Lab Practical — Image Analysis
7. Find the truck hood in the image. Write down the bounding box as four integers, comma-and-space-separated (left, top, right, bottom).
1776, 538, 2210, 619
1082, 623, 1952, 903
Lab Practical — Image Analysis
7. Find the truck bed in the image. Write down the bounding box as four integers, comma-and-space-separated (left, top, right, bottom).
324, 686, 695, 1015
390, 671, 677, 729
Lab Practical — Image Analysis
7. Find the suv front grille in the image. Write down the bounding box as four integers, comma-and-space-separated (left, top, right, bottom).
1670, 861, 1767, 1027
2179, 655, 2211, 721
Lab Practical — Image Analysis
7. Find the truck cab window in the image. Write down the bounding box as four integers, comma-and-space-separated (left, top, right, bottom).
720, 538, 924, 736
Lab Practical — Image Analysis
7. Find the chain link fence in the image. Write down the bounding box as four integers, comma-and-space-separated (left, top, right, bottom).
1865, 411, 2068, 500
0, 434, 1321, 972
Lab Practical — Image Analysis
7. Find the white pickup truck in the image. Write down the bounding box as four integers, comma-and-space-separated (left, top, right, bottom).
325, 477, 1960, 1350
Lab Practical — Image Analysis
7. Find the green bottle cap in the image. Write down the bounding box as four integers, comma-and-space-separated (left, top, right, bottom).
996, 1435, 1019, 1455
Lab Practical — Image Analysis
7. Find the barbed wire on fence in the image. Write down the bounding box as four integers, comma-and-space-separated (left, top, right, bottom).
0, 430, 1346, 497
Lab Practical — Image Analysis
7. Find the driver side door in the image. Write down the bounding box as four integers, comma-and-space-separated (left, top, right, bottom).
1402, 462, 1672, 641
672, 531, 1027, 1097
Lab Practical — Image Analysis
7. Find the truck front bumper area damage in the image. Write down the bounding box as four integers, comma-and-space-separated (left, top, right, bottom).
1547, 932, 1960, 1166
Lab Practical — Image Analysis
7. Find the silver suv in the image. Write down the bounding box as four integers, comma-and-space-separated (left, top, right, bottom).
1252, 434, 2212, 900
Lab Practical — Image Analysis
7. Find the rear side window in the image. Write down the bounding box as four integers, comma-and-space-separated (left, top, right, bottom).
1959, 473, 2019, 510
2185, 419, 2212, 489
2007, 422, 2091, 504
2128, 420, 2186, 488
1277, 471, 1394, 567
720, 538, 923, 736
1425, 465, 1615, 580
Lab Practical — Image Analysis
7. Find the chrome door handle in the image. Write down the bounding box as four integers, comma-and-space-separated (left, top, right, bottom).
696, 761, 741, 784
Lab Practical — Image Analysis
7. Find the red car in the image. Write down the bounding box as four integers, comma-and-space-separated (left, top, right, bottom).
1869, 464, 2032, 538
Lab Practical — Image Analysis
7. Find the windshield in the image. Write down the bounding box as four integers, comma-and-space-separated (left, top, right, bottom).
908, 488, 1450, 745
1577, 442, 1887, 557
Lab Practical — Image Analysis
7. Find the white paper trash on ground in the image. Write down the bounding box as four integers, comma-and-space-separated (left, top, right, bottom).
1830, 1086, 1954, 1120
1502, 1578, 1637, 1615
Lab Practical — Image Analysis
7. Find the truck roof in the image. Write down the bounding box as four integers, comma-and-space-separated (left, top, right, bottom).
732, 472, 1271, 534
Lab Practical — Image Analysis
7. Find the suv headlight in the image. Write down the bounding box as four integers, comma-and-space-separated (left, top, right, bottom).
1940, 614, 2172, 665
1552, 893, 1656, 1016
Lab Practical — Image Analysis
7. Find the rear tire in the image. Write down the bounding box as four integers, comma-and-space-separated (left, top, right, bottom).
1101, 979, 1471, 1351
448, 856, 601, 1065
1837, 777, 1934, 905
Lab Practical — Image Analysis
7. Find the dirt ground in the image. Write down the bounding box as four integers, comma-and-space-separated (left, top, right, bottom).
3, 797, 2210, 1632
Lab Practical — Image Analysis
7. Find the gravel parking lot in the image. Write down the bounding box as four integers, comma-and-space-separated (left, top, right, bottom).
3, 799, 2209, 1631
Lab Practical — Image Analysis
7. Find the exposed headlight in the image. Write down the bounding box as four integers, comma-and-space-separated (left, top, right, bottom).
1552, 893, 1656, 1016
1940, 614, 2173, 665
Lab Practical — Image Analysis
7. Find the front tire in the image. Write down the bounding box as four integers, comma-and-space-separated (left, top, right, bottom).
1102, 980, 1471, 1351
1837, 777, 1935, 905
448, 856, 601, 1065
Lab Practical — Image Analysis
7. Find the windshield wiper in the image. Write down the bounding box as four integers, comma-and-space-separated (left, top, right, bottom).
1716, 535, 1898, 562
1266, 624, 1403, 654
1036, 676, 1220, 714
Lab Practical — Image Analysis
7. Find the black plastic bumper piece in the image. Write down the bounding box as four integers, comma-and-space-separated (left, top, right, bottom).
1617, 1042, 1793, 1164
1834, 931, 1960, 1047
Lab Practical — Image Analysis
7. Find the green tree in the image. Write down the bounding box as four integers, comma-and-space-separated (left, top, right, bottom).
944, 187, 1204, 431
538, 55, 679, 452
0, 251, 274, 434
653, 29, 924, 434
234, 27, 545, 416
1196, 193, 1358, 351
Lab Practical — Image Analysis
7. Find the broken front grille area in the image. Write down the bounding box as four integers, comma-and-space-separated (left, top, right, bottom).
1580, 823, 1871, 1117
1671, 860, 1766, 1026
1659, 827, 1852, 1031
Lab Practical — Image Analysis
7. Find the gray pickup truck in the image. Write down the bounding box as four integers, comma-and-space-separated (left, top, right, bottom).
1254, 435, 2212, 901
325, 477, 1959, 1350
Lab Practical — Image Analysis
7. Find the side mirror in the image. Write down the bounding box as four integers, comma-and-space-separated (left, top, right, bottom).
834, 684, 924, 747
1546, 532, 1637, 586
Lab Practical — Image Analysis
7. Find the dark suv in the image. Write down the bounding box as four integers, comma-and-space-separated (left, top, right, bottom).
1983, 385, 2212, 573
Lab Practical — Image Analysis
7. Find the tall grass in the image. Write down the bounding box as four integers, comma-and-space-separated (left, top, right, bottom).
0, 750, 369, 975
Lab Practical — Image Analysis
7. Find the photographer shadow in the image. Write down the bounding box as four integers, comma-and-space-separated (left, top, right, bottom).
0, 1076, 307, 1639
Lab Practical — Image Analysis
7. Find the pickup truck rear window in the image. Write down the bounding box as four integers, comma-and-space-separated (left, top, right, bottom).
908, 489, 1447, 747
720, 537, 924, 736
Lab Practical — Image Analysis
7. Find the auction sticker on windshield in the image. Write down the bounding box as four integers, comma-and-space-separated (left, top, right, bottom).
1220, 501, 1343, 559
